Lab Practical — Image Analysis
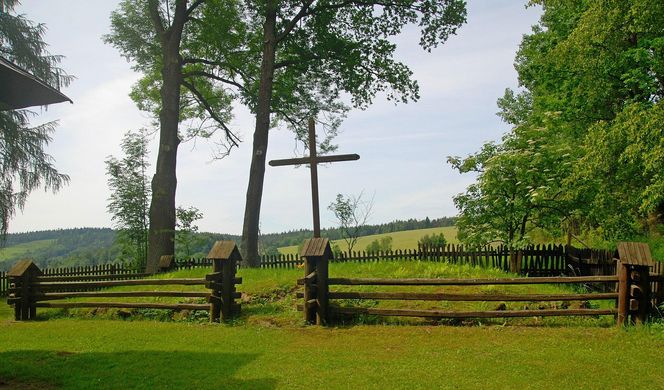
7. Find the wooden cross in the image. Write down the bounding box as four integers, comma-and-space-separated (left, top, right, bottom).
269, 118, 360, 238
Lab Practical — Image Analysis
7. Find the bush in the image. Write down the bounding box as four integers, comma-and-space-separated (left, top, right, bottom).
366, 236, 393, 252
418, 233, 447, 248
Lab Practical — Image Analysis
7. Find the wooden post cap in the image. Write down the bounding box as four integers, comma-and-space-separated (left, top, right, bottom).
158, 255, 175, 270
7, 259, 42, 277
300, 238, 333, 259
617, 242, 654, 266
207, 241, 242, 260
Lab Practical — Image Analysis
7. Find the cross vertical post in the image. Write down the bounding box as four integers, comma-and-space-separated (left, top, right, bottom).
307, 118, 321, 237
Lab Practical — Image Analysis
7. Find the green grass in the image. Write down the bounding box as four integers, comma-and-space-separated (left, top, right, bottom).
2, 262, 664, 389
0, 239, 55, 263
279, 226, 458, 255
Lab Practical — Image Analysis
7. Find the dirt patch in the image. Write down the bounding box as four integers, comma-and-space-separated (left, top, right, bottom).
0, 377, 57, 389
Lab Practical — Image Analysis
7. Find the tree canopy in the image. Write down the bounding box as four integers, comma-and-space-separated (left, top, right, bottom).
451, 0, 664, 247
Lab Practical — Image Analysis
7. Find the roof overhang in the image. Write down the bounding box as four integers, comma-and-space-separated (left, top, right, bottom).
0, 56, 72, 110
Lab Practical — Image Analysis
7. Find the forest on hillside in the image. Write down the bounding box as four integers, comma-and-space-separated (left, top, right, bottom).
0, 217, 454, 270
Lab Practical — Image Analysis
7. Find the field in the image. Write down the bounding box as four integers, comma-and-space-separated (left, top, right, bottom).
2, 261, 664, 389
0, 239, 55, 264
279, 226, 458, 255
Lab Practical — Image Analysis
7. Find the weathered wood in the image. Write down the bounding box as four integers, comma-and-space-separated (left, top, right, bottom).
34, 273, 152, 282
33, 278, 207, 289
324, 291, 618, 301
617, 262, 629, 327
328, 275, 618, 286
33, 291, 209, 301
332, 306, 617, 318
269, 119, 360, 238
35, 302, 209, 310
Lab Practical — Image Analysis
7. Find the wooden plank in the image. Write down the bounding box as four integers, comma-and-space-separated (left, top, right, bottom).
34, 273, 151, 282
32, 278, 207, 289
328, 275, 618, 286
333, 306, 617, 318
34, 291, 209, 301
325, 291, 618, 301
35, 302, 210, 310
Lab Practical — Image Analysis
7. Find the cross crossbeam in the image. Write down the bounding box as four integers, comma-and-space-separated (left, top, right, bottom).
269, 118, 360, 238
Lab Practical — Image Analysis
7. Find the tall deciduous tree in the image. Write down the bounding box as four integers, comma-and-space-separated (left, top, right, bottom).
452, 0, 664, 246
106, 0, 242, 272
0, 0, 71, 238
105, 129, 151, 270
239, 0, 467, 266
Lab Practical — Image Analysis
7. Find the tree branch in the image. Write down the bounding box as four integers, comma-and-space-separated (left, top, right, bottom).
275, 0, 314, 44
181, 79, 241, 147
182, 70, 248, 93
185, 0, 205, 17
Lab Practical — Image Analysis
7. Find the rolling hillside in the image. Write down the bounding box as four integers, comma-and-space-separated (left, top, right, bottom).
278, 226, 458, 255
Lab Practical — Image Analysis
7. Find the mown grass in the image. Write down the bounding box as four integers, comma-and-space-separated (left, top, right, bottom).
2, 262, 664, 389
279, 226, 459, 255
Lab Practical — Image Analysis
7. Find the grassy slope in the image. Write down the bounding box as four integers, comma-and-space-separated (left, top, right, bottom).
279, 226, 458, 255
0, 239, 54, 263
2, 262, 664, 388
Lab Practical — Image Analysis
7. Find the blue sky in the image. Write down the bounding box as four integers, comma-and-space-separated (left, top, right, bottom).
10, 1, 541, 234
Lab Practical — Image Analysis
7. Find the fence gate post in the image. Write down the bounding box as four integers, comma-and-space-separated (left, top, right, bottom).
301, 238, 332, 325
616, 242, 655, 326
7, 260, 42, 321
206, 241, 242, 323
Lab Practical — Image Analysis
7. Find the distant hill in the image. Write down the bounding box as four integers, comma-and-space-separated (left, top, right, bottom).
0, 216, 456, 270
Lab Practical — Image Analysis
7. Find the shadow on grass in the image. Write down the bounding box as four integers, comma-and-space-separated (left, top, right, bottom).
0, 350, 275, 389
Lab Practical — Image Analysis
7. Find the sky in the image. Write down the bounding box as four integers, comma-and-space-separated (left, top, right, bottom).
9, 1, 542, 235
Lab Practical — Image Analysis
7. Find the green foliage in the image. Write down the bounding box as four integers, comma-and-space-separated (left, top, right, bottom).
0, 1, 71, 238
365, 236, 393, 253
105, 130, 150, 269
104, 0, 241, 145
175, 205, 204, 259
452, 0, 664, 245
418, 233, 447, 248
328, 192, 374, 252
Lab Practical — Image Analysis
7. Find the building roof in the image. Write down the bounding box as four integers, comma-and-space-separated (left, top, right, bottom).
0, 56, 72, 110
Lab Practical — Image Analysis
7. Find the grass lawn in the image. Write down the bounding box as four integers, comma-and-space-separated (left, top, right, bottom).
279, 226, 458, 255
2, 261, 664, 389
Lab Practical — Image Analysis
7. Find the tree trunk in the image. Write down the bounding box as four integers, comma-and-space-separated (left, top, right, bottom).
145, 2, 186, 273
240, 3, 278, 267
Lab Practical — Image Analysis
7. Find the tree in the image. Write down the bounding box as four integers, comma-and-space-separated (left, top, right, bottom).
452, 0, 664, 250
0, 1, 71, 239
328, 192, 374, 252
418, 233, 446, 248
106, 0, 243, 272
511, 0, 664, 238
239, 0, 467, 266
366, 236, 392, 253
175, 205, 204, 259
105, 129, 150, 270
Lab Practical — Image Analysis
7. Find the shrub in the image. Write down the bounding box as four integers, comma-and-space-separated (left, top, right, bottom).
366, 236, 393, 252
418, 233, 447, 248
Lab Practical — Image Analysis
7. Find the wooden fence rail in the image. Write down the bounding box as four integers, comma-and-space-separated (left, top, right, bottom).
297, 239, 659, 326
6, 242, 243, 322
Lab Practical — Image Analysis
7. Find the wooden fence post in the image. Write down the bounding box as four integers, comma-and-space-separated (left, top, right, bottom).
616, 242, 655, 326
301, 238, 332, 325
206, 241, 242, 323
616, 259, 629, 327
7, 260, 42, 321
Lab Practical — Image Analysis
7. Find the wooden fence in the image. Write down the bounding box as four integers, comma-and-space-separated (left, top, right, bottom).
7, 258, 241, 322
174, 244, 582, 275
297, 239, 662, 326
